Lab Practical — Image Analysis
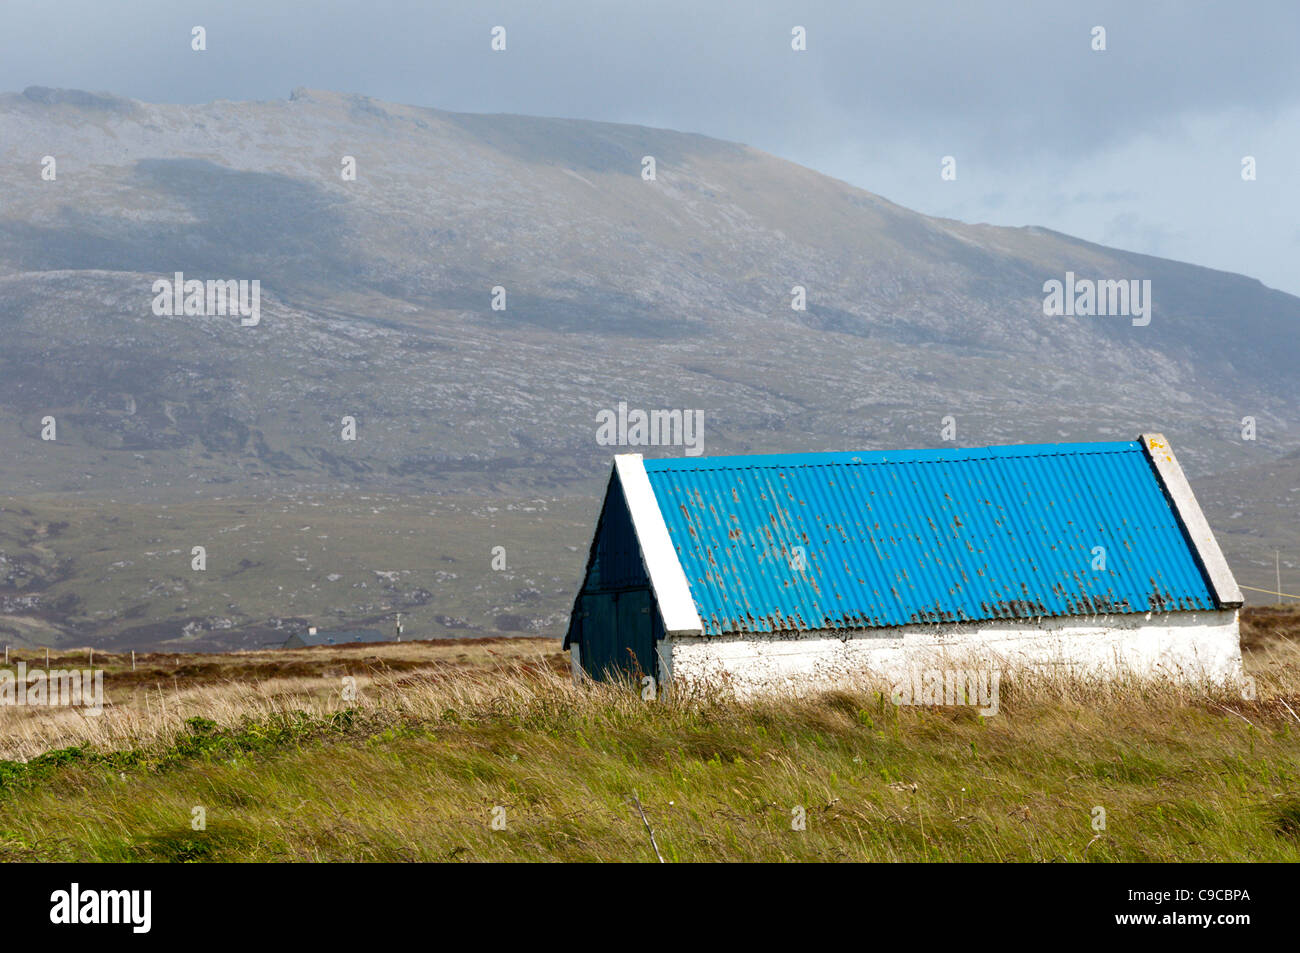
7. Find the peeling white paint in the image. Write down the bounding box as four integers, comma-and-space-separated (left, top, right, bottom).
660, 610, 1242, 695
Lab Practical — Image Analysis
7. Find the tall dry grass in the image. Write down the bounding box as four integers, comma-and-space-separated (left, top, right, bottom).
0, 622, 1295, 861
2, 631, 1298, 763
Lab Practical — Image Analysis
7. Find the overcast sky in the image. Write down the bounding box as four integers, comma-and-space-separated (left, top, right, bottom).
5, 1, 1298, 294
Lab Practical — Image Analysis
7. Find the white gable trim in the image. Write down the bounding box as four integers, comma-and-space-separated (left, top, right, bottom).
614, 453, 704, 636
1139, 433, 1244, 607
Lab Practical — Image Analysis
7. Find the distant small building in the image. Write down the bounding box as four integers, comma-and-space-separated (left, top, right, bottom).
565, 434, 1244, 692
283, 626, 389, 649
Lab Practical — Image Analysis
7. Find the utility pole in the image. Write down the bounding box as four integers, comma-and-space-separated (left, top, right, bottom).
395, 612, 403, 643
1277, 550, 1283, 605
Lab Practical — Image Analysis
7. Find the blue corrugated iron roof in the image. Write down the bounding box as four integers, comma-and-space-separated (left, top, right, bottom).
642, 441, 1219, 635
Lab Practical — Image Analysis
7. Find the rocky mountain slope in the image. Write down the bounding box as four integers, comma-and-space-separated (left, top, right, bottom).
0, 86, 1295, 647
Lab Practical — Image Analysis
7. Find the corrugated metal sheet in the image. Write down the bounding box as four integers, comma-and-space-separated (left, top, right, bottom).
643, 442, 1219, 635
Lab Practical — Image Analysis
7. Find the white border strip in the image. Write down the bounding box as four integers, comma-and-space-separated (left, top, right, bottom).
614, 454, 704, 636
1139, 433, 1244, 607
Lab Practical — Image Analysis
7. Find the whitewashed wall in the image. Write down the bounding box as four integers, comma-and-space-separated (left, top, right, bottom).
657, 610, 1242, 695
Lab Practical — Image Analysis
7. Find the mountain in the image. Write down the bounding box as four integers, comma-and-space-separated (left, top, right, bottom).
0, 86, 1295, 648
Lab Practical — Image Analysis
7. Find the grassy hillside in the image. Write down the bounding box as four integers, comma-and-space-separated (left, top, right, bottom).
0, 492, 594, 649
0, 610, 1297, 862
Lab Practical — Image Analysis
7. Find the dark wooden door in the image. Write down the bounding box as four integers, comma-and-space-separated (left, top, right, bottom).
579, 588, 656, 681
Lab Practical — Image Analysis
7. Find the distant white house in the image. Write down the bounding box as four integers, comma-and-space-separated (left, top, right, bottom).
564, 434, 1244, 693
283, 626, 388, 649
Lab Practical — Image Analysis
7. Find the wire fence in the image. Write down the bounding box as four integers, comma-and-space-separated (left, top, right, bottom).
1239, 552, 1294, 603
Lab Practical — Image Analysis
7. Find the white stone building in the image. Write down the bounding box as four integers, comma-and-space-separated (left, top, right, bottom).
564, 435, 1244, 694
